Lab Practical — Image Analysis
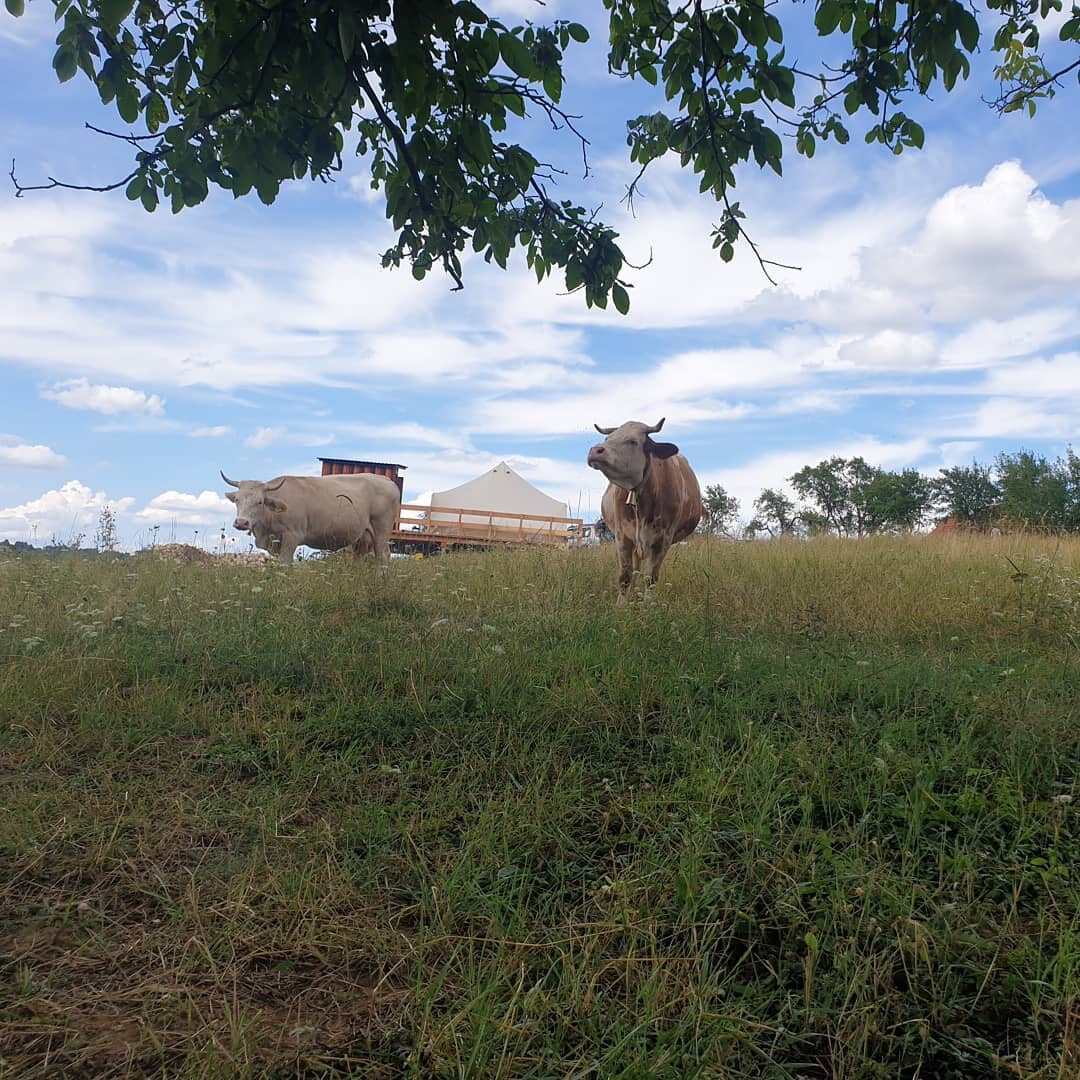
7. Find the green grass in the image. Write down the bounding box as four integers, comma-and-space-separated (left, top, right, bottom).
1, 535, 1077, 1078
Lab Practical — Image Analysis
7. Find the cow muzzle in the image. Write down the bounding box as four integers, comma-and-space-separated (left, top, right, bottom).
587, 445, 606, 469
233, 518, 251, 532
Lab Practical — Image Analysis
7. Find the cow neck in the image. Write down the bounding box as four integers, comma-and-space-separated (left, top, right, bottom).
623, 456, 655, 508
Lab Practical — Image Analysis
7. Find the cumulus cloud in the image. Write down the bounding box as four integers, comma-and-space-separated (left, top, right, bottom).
42, 377, 166, 416
0, 481, 134, 544
134, 490, 235, 528
865, 161, 1080, 323
836, 329, 938, 370
0, 434, 67, 469
189, 425, 232, 438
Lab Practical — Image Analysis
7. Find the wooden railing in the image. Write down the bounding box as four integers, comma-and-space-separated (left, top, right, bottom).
393, 503, 583, 548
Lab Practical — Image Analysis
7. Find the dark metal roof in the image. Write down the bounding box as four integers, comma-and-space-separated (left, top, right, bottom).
317, 457, 408, 471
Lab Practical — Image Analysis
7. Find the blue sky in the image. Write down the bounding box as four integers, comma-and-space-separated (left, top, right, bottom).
1, 0, 1078, 548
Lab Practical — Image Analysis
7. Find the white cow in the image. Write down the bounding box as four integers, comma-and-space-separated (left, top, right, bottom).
221, 470, 400, 563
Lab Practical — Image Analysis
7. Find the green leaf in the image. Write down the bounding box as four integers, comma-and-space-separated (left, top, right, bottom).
338, 9, 356, 61
814, 1, 841, 36
567, 22, 588, 43
456, 0, 486, 25
500, 32, 538, 79
956, 9, 980, 52
5, 0, 25, 16
145, 92, 168, 133
116, 84, 139, 123
99, 0, 134, 28
140, 185, 157, 212
480, 27, 500, 71
52, 46, 77, 83
611, 282, 630, 315
640, 64, 657, 85
151, 30, 184, 69
905, 119, 924, 149
124, 174, 144, 200
543, 70, 562, 103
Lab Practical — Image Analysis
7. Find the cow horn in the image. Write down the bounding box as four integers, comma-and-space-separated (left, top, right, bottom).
646, 417, 666, 434
264, 476, 286, 492
594, 424, 616, 435
220, 469, 240, 487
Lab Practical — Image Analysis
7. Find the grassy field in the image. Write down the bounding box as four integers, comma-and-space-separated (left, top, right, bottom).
1, 534, 1077, 1078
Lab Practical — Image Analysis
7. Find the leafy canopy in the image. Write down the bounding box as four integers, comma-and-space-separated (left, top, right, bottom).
698, 483, 740, 536
8, 0, 1078, 310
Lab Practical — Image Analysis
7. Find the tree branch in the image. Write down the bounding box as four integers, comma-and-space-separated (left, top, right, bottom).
987, 57, 1080, 114
349, 56, 465, 290
10, 157, 142, 198
693, 1, 799, 285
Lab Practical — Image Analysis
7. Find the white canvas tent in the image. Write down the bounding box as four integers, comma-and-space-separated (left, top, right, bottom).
427, 462, 569, 537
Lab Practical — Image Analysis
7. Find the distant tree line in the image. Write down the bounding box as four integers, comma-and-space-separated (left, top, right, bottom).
697, 447, 1080, 539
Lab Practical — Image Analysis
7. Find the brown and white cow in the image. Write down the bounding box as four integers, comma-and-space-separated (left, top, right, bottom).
587, 418, 702, 598
221, 470, 400, 563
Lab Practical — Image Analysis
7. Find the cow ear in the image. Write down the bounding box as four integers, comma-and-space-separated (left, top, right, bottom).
225, 491, 237, 503
264, 497, 288, 513
647, 439, 679, 459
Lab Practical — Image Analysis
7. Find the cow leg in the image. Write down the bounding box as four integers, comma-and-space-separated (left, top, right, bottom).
276, 538, 298, 563
616, 534, 636, 600
643, 537, 670, 588
374, 530, 391, 565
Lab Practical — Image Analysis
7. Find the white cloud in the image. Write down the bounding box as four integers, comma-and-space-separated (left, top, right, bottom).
246, 426, 287, 450
0, 434, 66, 469
41, 377, 166, 416
338, 422, 473, 451
134, 489, 235, 528
245, 426, 335, 450
968, 397, 1079, 440
879, 162, 1080, 322
345, 173, 382, 204
0, 480, 134, 544
189, 425, 232, 438
836, 329, 938, 370
0, 1, 53, 46
982, 351, 1080, 398
941, 308, 1080, 369
939, 441, 983, 467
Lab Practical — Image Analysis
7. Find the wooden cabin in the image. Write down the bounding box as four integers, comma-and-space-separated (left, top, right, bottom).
318, 457, 406, 496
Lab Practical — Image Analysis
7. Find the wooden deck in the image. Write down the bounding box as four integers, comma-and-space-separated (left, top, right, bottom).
392, 503, 583, 550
